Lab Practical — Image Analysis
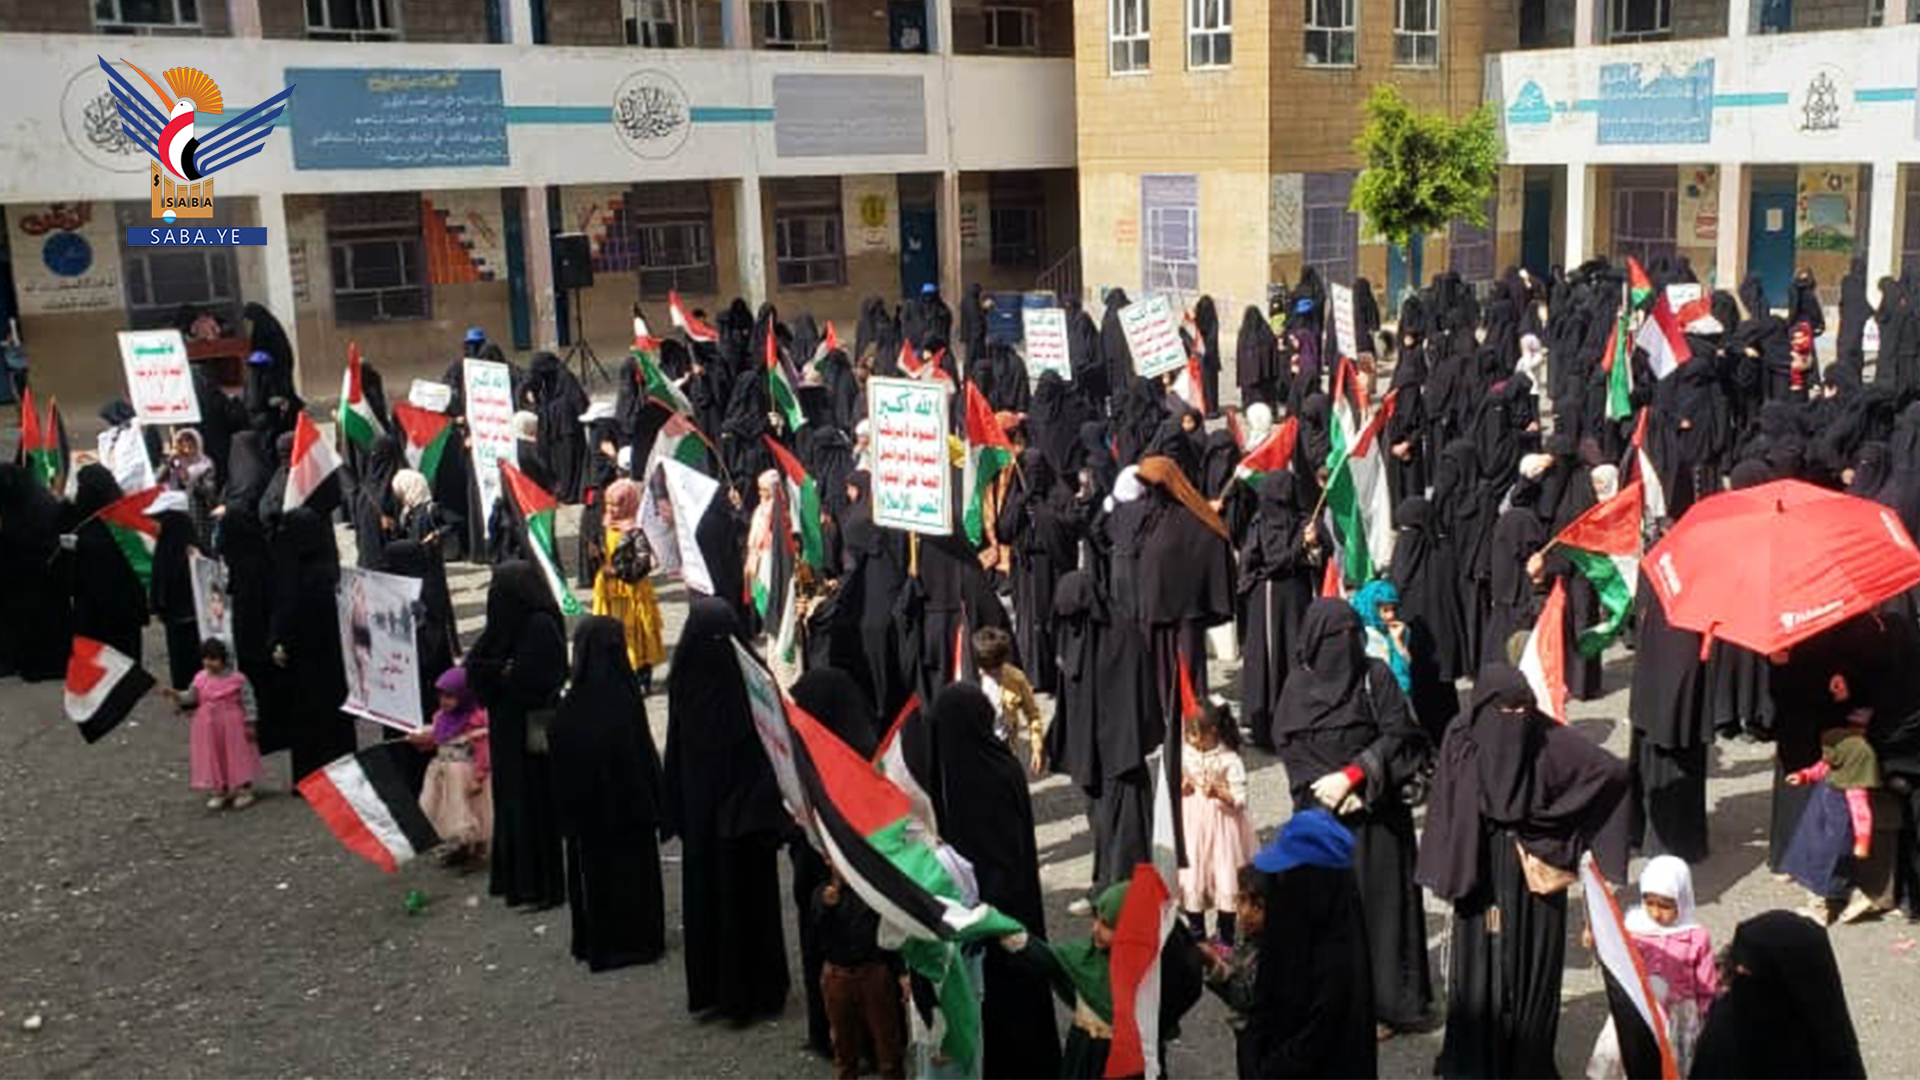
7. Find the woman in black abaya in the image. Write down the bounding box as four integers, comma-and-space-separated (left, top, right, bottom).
958, 283, 989, 366
549, 616, 666, 972
149, 493, 202, 692
1481, 506, 1545, 669
663, 598, 791, 1023
0, 465, 69, 681
1389, 496, 1469, 703
379, 540, 460, 717
1238, 471, 1318, 752
65, 465, 149, 663
525, 351, 590, 503
268, 507, 357, 783
346, 433, 404, 570
999, 448, 1082, 694
1627, 578, 1711, 862
1418, 665, 1630, 1080
1691, 911, 1866, 1079
1272, 600, 1433, 1034
467, 562, 568, 908
217, 434, 280, 743
1100, 290, 1134, 405
1195, 295, 1222, 417
929, 684, 1061, 1079
1235, 306, 1282, 408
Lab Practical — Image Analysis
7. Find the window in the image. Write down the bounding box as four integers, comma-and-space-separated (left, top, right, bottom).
761, 0, 829, 48
625, 0, 697, 46
1901, 173, 1920, 275
1142, 175, 1199, 294
328, 194, 426, 323
1186, 0, 1231, 68
1448, 202, 1496, 286
1110, 0, 1150, 73
1303, 172, 1358, 286
95, 0, 199, 31
1394, 0, 1438, 66
1305, 0, 1356, 65
774, 188, 845, 288
991, 207, 1042, 268
984, 5, 1040, 52
307, 0, 398, 40
1607, 0, 1670, 41
123, 249, 237, 329
1756, 0, 1790, 32
632, 182, 716, 296
1611, 179, 1678, 270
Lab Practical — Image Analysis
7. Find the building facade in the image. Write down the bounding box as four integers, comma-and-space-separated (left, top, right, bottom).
0, 0, 1079, 405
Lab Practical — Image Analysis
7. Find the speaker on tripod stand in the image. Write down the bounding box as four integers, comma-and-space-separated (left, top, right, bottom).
553, 232, 610, 385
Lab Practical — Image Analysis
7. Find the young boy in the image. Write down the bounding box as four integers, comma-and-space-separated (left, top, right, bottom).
1202, 866, 1268, 1076
813, 871, 905, 1079
972, 626, 1045, 774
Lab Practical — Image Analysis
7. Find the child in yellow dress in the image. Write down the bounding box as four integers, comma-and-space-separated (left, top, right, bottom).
590, 478, 664, 692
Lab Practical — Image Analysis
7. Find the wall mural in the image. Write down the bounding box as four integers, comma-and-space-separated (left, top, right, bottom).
422, 191, 505, 284
1796, 166, 1857, 254
560, 184, 640, 273
1678, 165, 1720, 244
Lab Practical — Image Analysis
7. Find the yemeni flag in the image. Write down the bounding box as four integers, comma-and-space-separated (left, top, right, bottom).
649, 411, 709, 473
284, 411, 340, 512
1321, 552, 1346, 600
767, 333, 807, 433
636, 347, 694, 416
1627, 256, 1655, 310
1233, 418, 1299, 489
961, 383, 1014, 546
390, 401, 454, 484
765, 436, 825, 570
1601, 293, 1635, 422
1581, 852, 1680, 1080
1519, 578, 1570, 725
94, 485, 163, 589
1553, 478, 1643, 656
1631, 409, 1668, 525
1172, 350, 1207, 416
1637, 291, 1689, 381
64, 636, 155, 743
669, 290, 718, 343
1324, 360, 1398, 586
786, 697, 1026, 1077
337, 342, 384, 450
501, 460, 584, 616
297, 743, 442, 872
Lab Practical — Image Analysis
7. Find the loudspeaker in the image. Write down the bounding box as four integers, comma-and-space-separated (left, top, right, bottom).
553, 233, 594, 290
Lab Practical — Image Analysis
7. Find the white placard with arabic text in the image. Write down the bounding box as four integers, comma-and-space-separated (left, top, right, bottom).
117, 329, 201, 425
1120, 295, 1187, 378
462, 359, 518, 539
1021, 307, 1071, 381
867, 376, 952, 536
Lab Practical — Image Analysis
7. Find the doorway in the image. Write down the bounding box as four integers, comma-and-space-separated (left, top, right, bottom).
900, 208, 938, 297
1748, 176, 1797, 310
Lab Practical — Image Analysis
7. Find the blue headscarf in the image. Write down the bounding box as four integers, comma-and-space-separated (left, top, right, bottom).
1350, 578, 1411, 693
1252, 808, 1354, 873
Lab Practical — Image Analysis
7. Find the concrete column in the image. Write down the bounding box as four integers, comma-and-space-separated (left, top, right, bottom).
523, 185, 560, 351
927, 0, 955, 53
722, 0, 754, 47
1574, 0, 1598, 44
226, 0, 263, 37
505, 0, 539, 43
1867, 162, 1904, 302
1726, 0, 1751, 36
937, 170, 963, 300
1714, 163, 1747, 290
736, 176, 768, 308
1563, 163, 1594, 268
256, 194, 301, 393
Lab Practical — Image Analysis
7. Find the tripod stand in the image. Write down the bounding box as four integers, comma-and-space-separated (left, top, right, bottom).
563, 285, 611, 387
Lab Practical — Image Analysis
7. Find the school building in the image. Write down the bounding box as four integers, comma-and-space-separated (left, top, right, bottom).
0, 0, 1080, 406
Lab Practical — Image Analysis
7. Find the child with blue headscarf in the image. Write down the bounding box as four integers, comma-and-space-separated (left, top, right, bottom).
1351, 579, 1411, 694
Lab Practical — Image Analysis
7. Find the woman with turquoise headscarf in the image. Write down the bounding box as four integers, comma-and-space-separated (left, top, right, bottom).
1351, 579, 1411, 693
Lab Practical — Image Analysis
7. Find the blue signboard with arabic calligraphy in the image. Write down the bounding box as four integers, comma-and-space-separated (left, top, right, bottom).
288, 68, 509, 170
1597, 60, 1715, 146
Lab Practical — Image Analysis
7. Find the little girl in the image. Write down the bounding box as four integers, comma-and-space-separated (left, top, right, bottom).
165, 638, 262, 811
411, 668, 492, 866
1586, 855, 1718, 1078
1179, 702, 1257, 944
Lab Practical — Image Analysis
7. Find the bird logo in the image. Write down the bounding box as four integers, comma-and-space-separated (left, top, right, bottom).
97, 56, 295, 223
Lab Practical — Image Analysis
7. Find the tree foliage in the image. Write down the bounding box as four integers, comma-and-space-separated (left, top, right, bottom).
1349, 84, 1502, 249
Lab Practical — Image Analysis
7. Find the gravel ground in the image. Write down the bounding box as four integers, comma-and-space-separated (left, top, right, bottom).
5, 511, 1920, 1078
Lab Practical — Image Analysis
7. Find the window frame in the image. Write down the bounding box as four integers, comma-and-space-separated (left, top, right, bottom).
1606, 0, 1671, 41
1302, 171, 1359, 287
94, 0, 200, 30
1447, 200, 1497, 287
990, 205, 1044, 269
122, 247, 238, 329
624, 0, 698, 46
306, 0, 400, 41
1393, 0, 1439, 68
1304, 0, 1357, 67
1109, 0, 1151, 75
983, 4, 1041, 52
327, 196, 427, 325
1186, 0, 1232, 70
761, 0, 830, 49
774, 208, 846, 289
1610, 183, 1679, 271
631, 182, 718, 297
1141, 175, 1200, 297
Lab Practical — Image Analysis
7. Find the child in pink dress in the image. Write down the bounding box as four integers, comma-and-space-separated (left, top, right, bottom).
1586, 855, 1718, 1078
1179, 703, 1257, 944
410, 668, 492, 866
165, 639, 262, 811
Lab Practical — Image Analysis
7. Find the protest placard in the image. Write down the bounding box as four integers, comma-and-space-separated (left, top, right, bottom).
731, 639, 816, 844
462, 358, 518, 538
336, 567, 424, 732
1120, 295, 1186, 378
408, 378, 453, 413
189, 553, 233, 660
867, 375, 952, 536
1330, 282, 1358, 360
1021, 307, 1071, 380
117, 329, 200, 425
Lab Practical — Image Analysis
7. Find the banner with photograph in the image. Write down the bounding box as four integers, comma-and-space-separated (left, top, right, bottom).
336, 567, 425, 733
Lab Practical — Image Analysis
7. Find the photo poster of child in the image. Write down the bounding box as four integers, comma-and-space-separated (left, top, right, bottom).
333, 566, 424, 732
188, 552, 234, 662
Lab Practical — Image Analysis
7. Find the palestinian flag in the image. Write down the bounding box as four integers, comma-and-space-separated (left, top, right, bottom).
636, 347, 694, 416
47, 397, 70, 492
872, 695, 937, 831
1519, 578, 1570, 725
1627, 256, 1655, 310
766, 332, 807, 433
1631, 409, 1668, 525
501, 460, 584, 616
1553, 478, 1643, 656
961, 383, 1014, 546
284, 411, 340, 512
750, 479, 790, 621
95, 485, 163, 589
64, 636, 155, 744
1325, 360, 1398, 586
1636, 290, 1689, 381
812, 321, 842, 368
644, 458, 722, 596
297, 743, 442, 872
390, 402, 454, 484
1581, 852, 1680, 1080
765, 436, 824, 570
1172, 351, 1207, 416
19, 386, 57, 489
337, 342, 384, 450
649, 411, 709, 472
1321, 552, 1346, 600
786, 697, 1026, 1077
632, 312, 658, 349
668, 290, 718, 343
1233, 418, 1298, 489
1601, 294, 1635, 422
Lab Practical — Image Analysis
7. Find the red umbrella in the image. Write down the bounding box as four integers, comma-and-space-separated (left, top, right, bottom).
1643, 479, 1920, 655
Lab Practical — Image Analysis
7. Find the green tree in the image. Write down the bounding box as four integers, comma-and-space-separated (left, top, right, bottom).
1349, 84, 1501, 303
